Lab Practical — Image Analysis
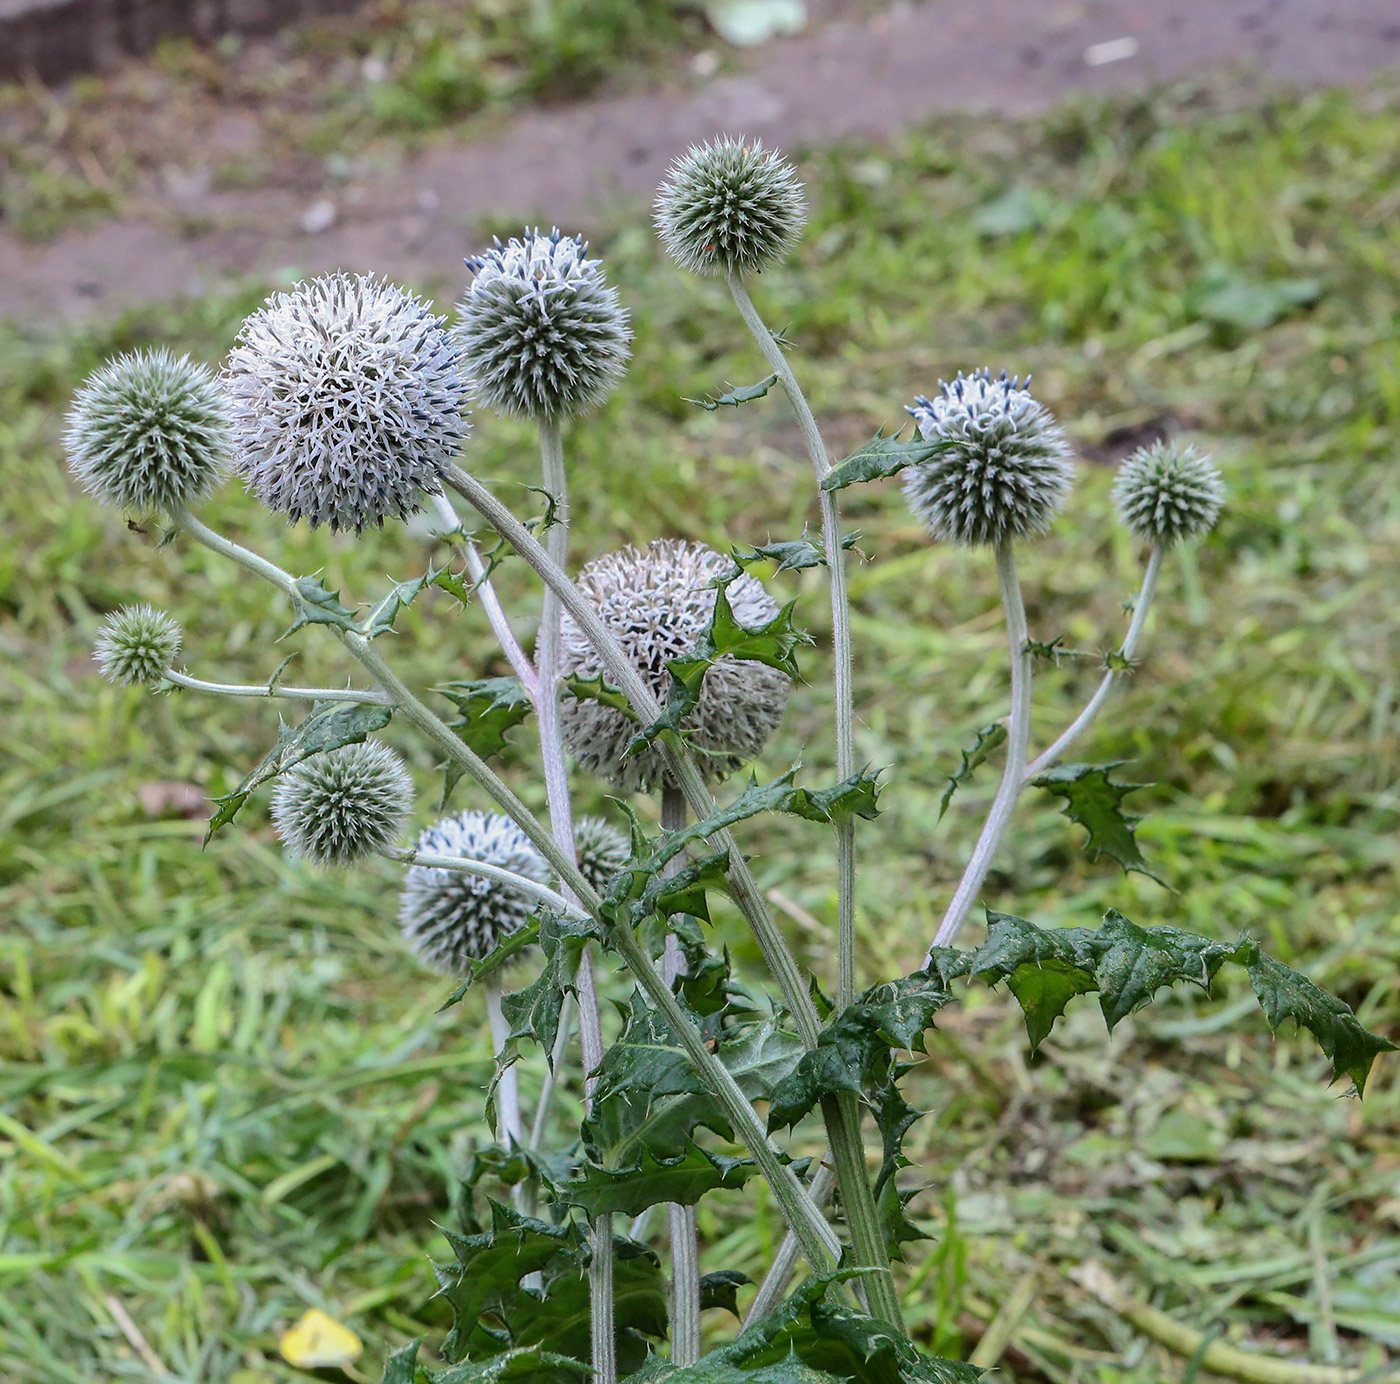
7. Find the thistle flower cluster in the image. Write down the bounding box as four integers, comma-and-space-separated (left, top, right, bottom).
270, 741, 414, 868
559, 539, 791, 793
655, 137, 807, 278
574, 815, 631, 896
904, 370, 1075, 547
1113, 440, 1225, 547
457, 228, 632, 420
398, 812, 552, 973
224, 273, 469, 532
64, 349, 231, 516
94, 605, 182, 687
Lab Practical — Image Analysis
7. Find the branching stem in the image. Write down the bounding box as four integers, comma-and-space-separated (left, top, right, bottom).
163, 669, 392, 705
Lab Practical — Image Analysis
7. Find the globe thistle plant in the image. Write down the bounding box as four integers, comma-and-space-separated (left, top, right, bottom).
398, 812, 552, 973
904, 370, 1075, 547
271, 741, 414, 868
1112, 440, 1226, 547
64, 348, 231, 516
94, 605, 182, 687
224, 273, 469, 532
655, 136, 807, 278
559, 539, 791, 793
456, 228, 632, 421
573, 815, 631, 896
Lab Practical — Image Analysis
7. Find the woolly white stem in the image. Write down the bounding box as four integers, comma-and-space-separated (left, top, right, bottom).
745, 1159, 837, 1324
163, 668, 392, 705
485, 985, 523, 1151
383, 847, 585, 920
931, 541, 1033, 954
1025, 544, 1165, 779
529, 993, 578, 1151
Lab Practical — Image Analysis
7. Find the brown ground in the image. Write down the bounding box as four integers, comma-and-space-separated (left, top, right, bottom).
2, 0, 1399, 323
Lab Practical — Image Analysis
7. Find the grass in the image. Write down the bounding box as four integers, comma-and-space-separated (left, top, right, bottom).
2, 78, 1400, 1383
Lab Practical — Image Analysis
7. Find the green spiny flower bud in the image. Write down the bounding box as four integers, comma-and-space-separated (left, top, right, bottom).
398, 812, 551, 972
65, 349, 231, 516
573, 815, 631, 896
655, 136, 807, 278
456, 228, 631, 420
94, 604, 182, 686
271, 741, 414, 868
903, 370, 1075, 547
1112, 440, 1225, 546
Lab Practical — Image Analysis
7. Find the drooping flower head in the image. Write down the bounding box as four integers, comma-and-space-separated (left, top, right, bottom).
456, 228, 631, 420
559, 539, 791, 793
398, 812, 552, 973
224, 273, 469, 532
1112, 440, 1225, 547
271, 741, 414, 868
903, 370, 1075, 547
94, 605, 182, 687
655, 136, 807, 278
64, 349, 231, 516
574, 815, 632, 896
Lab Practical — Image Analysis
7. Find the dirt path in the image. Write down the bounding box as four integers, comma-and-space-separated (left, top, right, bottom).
3, 0, 1398, 322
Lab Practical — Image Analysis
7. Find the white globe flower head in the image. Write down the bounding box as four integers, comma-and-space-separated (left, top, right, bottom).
398, 812, 552, 973
456, 227, 632, 420
559, 539, 791, 794
574, 815, 631, 896
65, 348, 232, 516
94, 605, 182, 687
903, 370, 1076, 548
1112, 440, 1226, 547
224, 272, 470, 532
271, 741, 414, 868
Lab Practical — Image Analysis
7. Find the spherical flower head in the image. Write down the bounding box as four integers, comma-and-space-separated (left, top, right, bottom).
398, 812, 551, 973
456, 228, 631, 420
64, 348, 231, 516
574, 815, 631, 896
655, 136, 807, 278
271, 741, 414, 869
559, 539, 791, 793
224, 273, 470, 532
903, 370, 1076, 547
94, 604, 182, 686
1112, 440, 1225, 546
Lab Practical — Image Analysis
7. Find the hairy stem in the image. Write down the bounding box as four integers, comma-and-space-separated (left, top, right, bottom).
1024, 544, 1164, 778
484, 984, 523, 1148
164, 669, 392, 705
745, 1159, 836, 1324
383, 846, 585, 919
932, 541, 1032, 953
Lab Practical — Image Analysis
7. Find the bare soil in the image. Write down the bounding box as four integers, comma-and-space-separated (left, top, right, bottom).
2, 0, 1398, 323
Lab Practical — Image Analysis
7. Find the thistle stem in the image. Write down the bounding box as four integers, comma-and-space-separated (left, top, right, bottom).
484, 984, 523, 1151
383, 847, 585, 919
724, 274, 901, 1331
1024, 544, 1164, 779
931, 541, 1032, 954
745, 1159, 836, 1324
162, 669, 392, 704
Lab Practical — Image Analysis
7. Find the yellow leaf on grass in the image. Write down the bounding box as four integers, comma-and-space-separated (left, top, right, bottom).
278, 1308, 363, 1369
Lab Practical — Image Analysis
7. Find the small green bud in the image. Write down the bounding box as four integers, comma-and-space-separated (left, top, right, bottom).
1112, 440, 1225, 546
94, 604, 183, 686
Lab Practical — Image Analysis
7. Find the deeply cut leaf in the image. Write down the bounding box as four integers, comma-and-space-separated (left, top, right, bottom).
1031, 761, 1165, 884
439, 677, 533, 760
686, 373, 779, 411
559, 1142, 755, 1217
283, 573, 359, 637
938, 722, 1007, 821
819, 433, 954, 493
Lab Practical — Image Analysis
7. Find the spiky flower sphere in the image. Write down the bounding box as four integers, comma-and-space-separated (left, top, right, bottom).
655, 136, 807, 278
398, 812, 551, 972
64, 349, 231, 516
1112, 440, 1225, 547
559, 539, 791, 793
224, 273, 469, 532
270, 741, 414, 869
574, 816, 631, 896
456, 228, 631, 420
903, 370, 1076, 548
94, 605, 182, 686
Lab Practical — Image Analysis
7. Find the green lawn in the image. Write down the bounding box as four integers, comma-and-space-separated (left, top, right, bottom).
2, 81, 1399, 1383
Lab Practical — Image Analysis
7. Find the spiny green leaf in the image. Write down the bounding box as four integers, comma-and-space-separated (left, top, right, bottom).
559, 1142, 755, 1217
1031, 761, 1165, 884
360, 567, 441, 638
498, 913, 605, 1065
439, 677, 533, 760
283, 573, 359, 637
625, 1358, 840, 1384
380, 1338, 423, 1384
1005, 957, 1097, 1049
938, 722, 1007, 821
204, 700, 393, 842
439, 921, 541, 1010
819, 432, 954, 493
431, 1347, 591, 1383
699, 1271, 752, 1318
564, 673, 638, 720
729, 531, 862, 576
640, 850, 732, 924
434, 565, 478, 608
686, 373, 779, 411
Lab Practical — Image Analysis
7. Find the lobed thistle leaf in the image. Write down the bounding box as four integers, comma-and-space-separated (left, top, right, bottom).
398, 811, 551, 974
64, 348, 231, 516
903, 369, 1075, 547
456, 227, 631, 420
1112, 439, 1225, 546
224, 272, 469, 532
270, 740, 413, 868
558, 539, 791, 793
655, 135, 807, 278
93, 604, 182, 687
